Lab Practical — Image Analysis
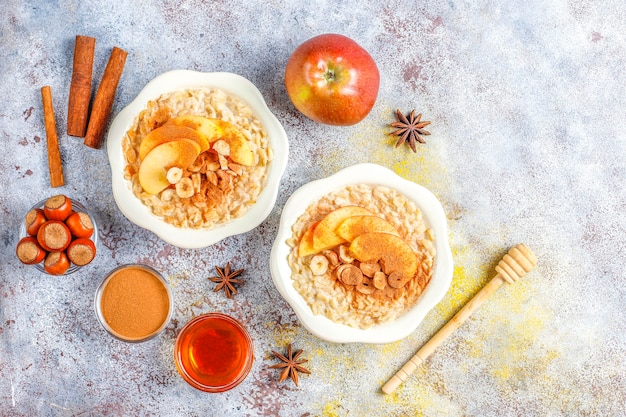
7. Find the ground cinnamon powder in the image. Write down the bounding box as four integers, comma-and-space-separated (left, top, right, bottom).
100, 265, 170, 340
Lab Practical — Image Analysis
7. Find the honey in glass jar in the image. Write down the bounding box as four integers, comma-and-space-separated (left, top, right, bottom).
174, 313, 254, 392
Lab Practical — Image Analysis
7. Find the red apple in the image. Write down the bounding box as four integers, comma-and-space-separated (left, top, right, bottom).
285, 34, 380, 126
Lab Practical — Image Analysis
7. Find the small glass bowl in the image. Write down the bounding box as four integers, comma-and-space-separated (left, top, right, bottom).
18, 197, 99, 275
174, 313, 254, 392
94, 264, 173, 343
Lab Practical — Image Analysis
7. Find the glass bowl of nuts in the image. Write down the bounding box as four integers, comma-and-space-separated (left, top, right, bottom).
106, 70, 288, 248
270, 163, 453, 344
16, 195, 98, 275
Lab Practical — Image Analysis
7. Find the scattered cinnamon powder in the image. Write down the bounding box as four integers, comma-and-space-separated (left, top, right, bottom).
99, 265, 170, 340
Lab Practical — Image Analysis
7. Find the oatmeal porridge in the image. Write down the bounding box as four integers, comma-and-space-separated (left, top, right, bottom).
122, 88, 272, 228
286, 184, 436, 329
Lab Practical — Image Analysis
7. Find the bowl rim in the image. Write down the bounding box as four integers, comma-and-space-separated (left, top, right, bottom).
270, 163, 453, 344
106, 70, 289, 248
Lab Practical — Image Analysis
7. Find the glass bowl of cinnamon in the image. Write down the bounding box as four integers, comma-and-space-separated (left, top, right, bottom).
16, 195, 99, 275
94, 264, 173, 343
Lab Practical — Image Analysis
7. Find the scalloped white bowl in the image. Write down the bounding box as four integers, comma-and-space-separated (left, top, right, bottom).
270, 163, 453, 344
106, 70, 288, 248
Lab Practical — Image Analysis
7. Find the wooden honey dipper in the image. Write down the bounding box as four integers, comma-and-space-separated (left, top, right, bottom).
382, 243, 537, 395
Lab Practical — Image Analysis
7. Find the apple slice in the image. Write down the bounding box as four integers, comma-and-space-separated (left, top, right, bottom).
167, 115, 221, 145
337, 215, 399, 242
138, 139, 201, 194
298, 221, 320, 257
349, 232, 418, 285
312, 206, 373, 253
212, 120, 255, 166
139, 124, 210, 159
167, 116, 255, 166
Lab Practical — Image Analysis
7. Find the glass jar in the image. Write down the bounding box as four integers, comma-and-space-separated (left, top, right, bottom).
174, 313, 254, 392
94, 264, 173, 342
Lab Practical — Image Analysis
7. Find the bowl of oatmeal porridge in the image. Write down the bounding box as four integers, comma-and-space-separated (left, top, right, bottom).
270, 163, 453, 344
107, 70, 288, 248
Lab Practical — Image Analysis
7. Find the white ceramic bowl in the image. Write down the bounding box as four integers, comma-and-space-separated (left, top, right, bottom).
106, 70, 288, 248
270, 163, 453, 344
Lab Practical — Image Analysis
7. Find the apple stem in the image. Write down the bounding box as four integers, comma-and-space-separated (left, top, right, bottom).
324, 69, 336, 83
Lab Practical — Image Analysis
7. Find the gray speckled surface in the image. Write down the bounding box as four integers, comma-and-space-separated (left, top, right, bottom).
1, 1, 625, 416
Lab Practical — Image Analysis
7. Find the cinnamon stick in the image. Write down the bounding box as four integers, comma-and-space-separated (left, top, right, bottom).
67, 35, 96, 137
41, 86, 65, 187
84, 46, 127, 149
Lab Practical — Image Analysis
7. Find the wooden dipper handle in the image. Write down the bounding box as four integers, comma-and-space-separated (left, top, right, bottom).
381, 244, 537, 395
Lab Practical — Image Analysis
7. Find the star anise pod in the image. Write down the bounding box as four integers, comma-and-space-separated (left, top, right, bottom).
208, 262, 243, 298
390, 109, 431, 152
269, 343, 311, 387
